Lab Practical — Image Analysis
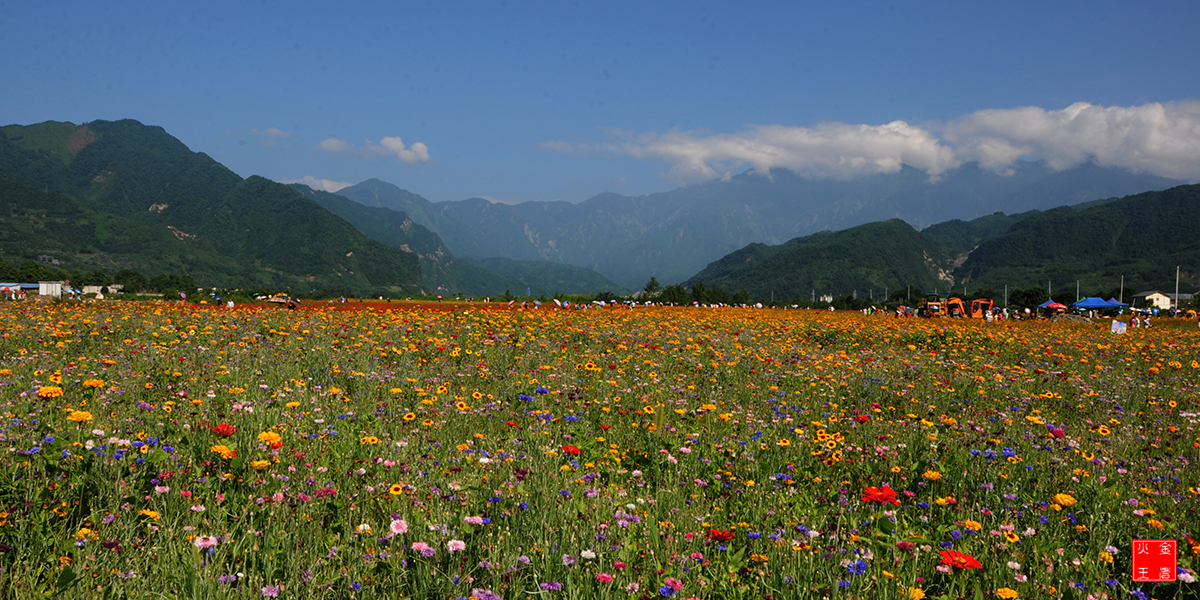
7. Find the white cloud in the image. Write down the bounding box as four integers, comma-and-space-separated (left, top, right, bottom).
545, 100, 1200, 182
546, 121, 960, 182
363, 136, 431, 164
943, 101, 1200, 179
318, 138, 353, 153
251, 127, 291, 138
317, 135, 430, 164
279, 176, 353, 193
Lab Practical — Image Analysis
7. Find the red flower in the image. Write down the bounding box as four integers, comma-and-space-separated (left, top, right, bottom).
562, 445, 582, 455
505, 421, 518, 427
861, 485, 900, 506
706, 529, 735, 543
211, 423, 237, 438
939, 550, 982, 570
854, 415, 870, 423
600, 424, 611, 430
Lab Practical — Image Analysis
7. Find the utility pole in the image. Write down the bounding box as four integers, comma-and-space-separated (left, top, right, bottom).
1175, 265, 1180, 312
1076, 280, 1080, 302
1004, 284, 1008, 307
1120, 275, 1124, 304
1048, 280, 1052, 299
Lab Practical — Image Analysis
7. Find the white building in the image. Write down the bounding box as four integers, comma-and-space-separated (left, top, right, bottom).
38, 281, 64, 297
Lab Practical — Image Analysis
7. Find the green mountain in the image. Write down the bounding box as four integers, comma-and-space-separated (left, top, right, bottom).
955, 184, 1200, 292
686, 219, 947, 301
337, 163, 1178, 288
0, 119, 422, 293
290, 184, 627, 296
684, 184, 1200, 303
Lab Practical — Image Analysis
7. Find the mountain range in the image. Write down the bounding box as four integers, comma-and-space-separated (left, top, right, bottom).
1, 118, 1192, 301
334, 163, 1178, 288
686, 184, 1200, 302
0, 120, 422, 294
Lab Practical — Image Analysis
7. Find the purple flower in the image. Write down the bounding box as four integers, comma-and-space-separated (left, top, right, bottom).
472, 589, 501, 600
540, 581, 563, 591
562, 554, 576, 566
261, 585, 280, 597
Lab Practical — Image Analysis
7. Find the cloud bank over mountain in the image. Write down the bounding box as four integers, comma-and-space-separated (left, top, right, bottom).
547, 101, 1200, 183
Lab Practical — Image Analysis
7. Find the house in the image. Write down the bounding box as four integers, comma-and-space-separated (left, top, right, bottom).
1132, 290, 1194, 310
38, 281, 64, 297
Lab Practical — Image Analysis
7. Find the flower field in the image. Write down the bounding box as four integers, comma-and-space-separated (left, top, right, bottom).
1, 301, 1198, 599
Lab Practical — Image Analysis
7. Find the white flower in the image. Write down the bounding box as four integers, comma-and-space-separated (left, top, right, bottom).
581, 549, 596, 560
1007, 562, 1021, 570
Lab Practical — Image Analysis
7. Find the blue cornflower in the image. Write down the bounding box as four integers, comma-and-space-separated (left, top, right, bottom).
846, 559, 868, 575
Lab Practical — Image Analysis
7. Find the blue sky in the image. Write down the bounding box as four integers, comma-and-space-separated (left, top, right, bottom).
4, 1, 1200, 203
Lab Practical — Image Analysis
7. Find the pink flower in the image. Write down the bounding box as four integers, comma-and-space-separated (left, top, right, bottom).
613, 561, 627, 570
389, 519, 409, 536
464, 516, 484, 525
448, 539, 466, 553
664, 577, 684, 590
596, 573, 614, 584
193, 535, 219, 549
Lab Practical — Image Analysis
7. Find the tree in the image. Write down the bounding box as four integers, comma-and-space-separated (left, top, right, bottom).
643, 276, 662, 295
114, 269, 148, 292
690, 281, 707, 304
659, 284, 688, 305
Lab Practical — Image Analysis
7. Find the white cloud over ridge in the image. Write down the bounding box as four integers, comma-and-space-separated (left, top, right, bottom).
279, 175, 353, 193
944, 101, 1200, 179
317, 136, 430, 164
546, 101, 1200, 182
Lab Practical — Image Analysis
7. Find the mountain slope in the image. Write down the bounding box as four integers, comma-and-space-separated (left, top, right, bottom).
686, 219, 948, 301
292, 183, 627, 296
0, 119, 422, 293
955, 184, 1200, 292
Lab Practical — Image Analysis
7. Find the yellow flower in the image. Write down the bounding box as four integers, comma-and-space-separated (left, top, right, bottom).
389, 484, 404, 495
1004, 531, 1020, 543
1146, 519, 1164, 529
67, 410, 93, 423
211, 445, 238, 459
777, 439, 790, 447
1052, 493, 1077, 507
249, 460, 271, 470
996, 588, 1018, 599
906, 587, 926, 600
37, 386, 64, 399
285, 401, 300, 408
361, 436, 381, 445
922, 470, 942, 481
403, 412, 416, 421
642, 406, 654, 414
82, 378, 105, 388
139, 509, 160, 521
964, 519, 982, 531
257, 431, 282, 446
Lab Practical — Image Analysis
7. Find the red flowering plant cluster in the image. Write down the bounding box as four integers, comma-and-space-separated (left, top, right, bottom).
939, 550, 982, 570
211, 423, 237, 438
860, 485, 900, 506
562, 445, 582, 455
706, 529, 735, 543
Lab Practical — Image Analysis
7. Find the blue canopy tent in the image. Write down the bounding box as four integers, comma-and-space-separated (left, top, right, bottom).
1106, 298, 1128, 307
1038, 299, 1067, 309
1072, 297, 1114, 309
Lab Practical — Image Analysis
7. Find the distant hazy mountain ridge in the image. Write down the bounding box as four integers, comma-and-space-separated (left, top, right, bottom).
338, 163, 1178, 288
